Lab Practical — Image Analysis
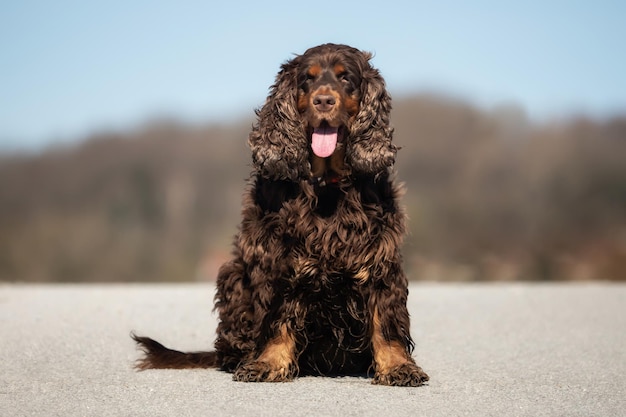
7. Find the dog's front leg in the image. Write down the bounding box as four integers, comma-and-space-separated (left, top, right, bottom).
233, 323, 298, 382
369, 275, 429, 386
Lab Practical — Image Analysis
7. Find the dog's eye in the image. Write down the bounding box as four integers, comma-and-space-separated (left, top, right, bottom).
339, 73, 354, 89
338, 73, 354, 91
299, 73, 315, 90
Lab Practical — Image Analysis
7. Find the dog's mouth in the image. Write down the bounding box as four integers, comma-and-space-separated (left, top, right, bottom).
310, 121, 343, 158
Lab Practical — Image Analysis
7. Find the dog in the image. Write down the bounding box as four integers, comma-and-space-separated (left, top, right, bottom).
132, 43, 429, 386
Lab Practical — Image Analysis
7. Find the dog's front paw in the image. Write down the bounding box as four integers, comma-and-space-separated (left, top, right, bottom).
233, 360, 296, 383
372, 363, 429, 387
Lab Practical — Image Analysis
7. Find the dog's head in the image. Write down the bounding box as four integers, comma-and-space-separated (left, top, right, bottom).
249, 43, 396, 181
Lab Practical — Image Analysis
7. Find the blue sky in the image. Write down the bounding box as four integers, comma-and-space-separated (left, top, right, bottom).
1, 0, 625, 151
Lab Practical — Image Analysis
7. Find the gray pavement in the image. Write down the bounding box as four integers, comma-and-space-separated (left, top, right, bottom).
1, 282, 625, 416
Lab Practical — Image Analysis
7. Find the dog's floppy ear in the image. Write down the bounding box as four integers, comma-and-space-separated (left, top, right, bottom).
248, 56, 310, 181
347, 53, 397, 175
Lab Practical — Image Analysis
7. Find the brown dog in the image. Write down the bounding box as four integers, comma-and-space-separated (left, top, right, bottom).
133, 43, 429, 386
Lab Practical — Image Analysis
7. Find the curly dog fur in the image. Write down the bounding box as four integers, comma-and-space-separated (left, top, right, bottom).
132, 43, 429, 386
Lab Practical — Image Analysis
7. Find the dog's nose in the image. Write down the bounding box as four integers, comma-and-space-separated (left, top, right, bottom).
313, 94, 336, 112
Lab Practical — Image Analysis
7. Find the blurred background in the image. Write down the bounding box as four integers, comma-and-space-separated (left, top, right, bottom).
1, 1, 625, 282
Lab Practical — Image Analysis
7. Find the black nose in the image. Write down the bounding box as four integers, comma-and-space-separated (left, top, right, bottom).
313, 94, 336, 112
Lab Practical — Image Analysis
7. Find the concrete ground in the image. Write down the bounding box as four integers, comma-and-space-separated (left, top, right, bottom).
1, 282, 624, 417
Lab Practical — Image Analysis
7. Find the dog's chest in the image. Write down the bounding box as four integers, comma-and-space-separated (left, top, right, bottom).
287, 188, 378, 281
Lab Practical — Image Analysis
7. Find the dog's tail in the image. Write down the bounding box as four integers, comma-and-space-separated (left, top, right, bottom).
131, 333, 218, 370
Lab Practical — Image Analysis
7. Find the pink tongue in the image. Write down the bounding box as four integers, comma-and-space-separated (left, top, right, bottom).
311, 126, 338, 158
